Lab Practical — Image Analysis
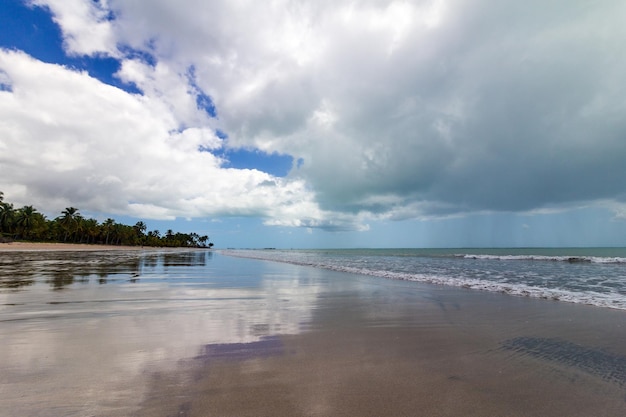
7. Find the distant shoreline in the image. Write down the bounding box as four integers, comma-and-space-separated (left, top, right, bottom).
0, 242, 208, 252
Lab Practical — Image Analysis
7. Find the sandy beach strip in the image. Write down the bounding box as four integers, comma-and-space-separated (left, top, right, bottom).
0, 241, 208, 252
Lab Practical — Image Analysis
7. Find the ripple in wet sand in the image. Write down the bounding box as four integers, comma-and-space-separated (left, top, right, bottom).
502, 337, 626, 386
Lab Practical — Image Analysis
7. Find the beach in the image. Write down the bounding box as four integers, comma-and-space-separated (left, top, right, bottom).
1, 248, 626, 416
0, 241, 163, 251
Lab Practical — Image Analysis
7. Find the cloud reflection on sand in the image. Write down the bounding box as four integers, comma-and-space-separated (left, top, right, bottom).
0, 251, 323, 416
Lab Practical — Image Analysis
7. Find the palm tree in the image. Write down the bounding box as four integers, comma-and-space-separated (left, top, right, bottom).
15, 206, 39, 239
0, 193, 211, 247
133, 221, 147, 245
73, 214, 85, 242
0, 201, 15, 236
82, 218, 99, 244
59, 207, 80, 242
146, 230, 161, 247
102, 218, 116, 245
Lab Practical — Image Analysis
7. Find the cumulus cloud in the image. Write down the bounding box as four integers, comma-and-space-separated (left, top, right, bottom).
0, 49, 329, 227
4, 0, 626, 230
28, 0, 117, 56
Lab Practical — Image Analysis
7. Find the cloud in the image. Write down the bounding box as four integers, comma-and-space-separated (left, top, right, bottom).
0, 49, 330, 227
4, 0, 626, 232
28, 0, 117, 56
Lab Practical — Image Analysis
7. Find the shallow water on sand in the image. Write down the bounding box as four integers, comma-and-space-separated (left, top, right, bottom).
1, 250, 323, 416
2, 250, 626, 416
223, 247, 626, 310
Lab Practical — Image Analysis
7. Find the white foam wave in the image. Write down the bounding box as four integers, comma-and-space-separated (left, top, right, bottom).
460, 254, 626, 264
221, 250, 626, 311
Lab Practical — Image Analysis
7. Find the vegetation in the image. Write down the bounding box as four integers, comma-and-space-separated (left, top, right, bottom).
0, 192, 213, 248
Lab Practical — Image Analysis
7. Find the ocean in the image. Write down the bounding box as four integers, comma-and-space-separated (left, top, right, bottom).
222, 247, 626, 310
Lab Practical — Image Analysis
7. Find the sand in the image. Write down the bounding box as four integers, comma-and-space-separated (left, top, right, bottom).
134, 286, 626, 417
2, 251, 626, 416
0, 241, 199, 251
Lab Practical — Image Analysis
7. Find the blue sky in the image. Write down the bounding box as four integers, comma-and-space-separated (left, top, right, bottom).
2, 0, 626, 248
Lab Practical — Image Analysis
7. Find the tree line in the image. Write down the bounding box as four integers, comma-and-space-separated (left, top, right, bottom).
0, 191, 213, 248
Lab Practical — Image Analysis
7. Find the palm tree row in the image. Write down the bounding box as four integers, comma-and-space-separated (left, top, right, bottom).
0, 192, 213, 248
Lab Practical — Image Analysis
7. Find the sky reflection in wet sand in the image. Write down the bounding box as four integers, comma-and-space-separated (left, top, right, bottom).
0, 250, 321, 416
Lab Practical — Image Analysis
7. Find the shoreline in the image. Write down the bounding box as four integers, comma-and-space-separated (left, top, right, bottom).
136, 256, 626, 416
2, 252, 626, 416
0, 241, 208, 252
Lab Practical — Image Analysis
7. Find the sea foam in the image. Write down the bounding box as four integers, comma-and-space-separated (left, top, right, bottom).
221, 249, 626, 311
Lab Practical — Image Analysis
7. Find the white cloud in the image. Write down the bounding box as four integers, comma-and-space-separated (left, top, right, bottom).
29, 0, 117, 56
5, 0, 626, 232
0, 49, 335, 227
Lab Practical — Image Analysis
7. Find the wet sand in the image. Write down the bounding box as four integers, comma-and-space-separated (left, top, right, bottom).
135, 283, 626, 417
2, 252, 626, 416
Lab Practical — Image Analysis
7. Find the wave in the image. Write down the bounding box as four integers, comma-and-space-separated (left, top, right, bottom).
458, 254, 626, 264
221, 250, 626, 311
315, 265, 626, 311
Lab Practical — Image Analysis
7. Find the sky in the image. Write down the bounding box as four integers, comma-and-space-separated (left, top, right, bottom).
1, 0, 626, 249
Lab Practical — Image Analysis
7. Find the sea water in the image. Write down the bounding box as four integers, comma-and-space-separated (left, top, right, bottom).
221, 247, 626, 310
